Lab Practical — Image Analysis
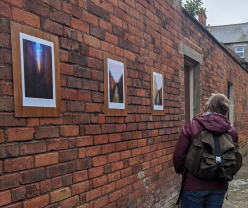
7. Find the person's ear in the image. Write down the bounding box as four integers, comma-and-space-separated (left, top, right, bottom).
204, 104, 209, 112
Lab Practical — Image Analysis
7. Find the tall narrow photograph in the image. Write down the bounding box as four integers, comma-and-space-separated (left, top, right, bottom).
153, 72, 163, 110
107, 58, 125, 109
20, 33, 56, 107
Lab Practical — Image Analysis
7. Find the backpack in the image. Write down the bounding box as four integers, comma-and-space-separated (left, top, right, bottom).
176, 130, 242, 205
185, 130, 242, 181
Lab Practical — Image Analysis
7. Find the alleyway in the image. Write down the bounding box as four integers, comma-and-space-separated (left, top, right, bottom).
223, 155, 248, 208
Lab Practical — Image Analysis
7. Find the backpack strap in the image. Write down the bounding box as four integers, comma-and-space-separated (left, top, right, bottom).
176, 168, 189, 205
213, 133, 224, 178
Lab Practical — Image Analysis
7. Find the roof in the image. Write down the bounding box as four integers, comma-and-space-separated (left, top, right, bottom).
209, 22, 248, 43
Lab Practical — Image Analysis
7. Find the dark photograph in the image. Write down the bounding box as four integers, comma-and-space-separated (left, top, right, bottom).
23, 39, 53, 99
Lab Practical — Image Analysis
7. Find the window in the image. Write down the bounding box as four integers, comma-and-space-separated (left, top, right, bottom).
235, 46, 244, 58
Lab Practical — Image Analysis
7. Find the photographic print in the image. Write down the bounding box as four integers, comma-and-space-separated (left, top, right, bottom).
107, 58, 125, 109
20, 33, 56, 107
104, 53, 127, 116
153, 72, 163, 110
11, 22, 60, 117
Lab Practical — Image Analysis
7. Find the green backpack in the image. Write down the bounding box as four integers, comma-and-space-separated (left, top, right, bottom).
184, 130, 242, 181
176, 130, 242, 205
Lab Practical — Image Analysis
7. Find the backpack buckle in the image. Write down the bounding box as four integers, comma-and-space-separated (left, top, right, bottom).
216, 156, 221, 163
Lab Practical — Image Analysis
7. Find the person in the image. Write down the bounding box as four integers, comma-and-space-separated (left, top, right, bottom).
173, 93, 238, 208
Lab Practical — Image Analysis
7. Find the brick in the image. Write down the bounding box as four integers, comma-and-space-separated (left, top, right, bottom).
86, 187, 101, 202
71, 181, 89, 196
1, 81, 13, 95
23, 0, 49, 17
72, 114, 90, 124
52, 177, 62, 190
102, 144, 116, 154
26, 183, 40, 198
35, 152, 58, 167
4, 156, 34, 173
88, 166, 104, 179
92, 175, 107, 188
41, 0, 62, 10
90, 25, 105, 40
109, 133, 121, 143
50, 187, 71, 203
73, 170, 88, 183
20, 141, 46, 155
50, 8, 71, 26
62, 174, 72, 186
87, 2, 110, 21
102, 124, 115, 134
74, 66, 91, 79
0, 64, 12, 80
67, 76, 82, 88
69, 52, 87, 66
85, 146, 101, 157
60, 196, 79, 208
76, 158, 92, 170
0, 190, 11, 206
40, 180, 51, 194
100, 19, 112, 32
84, 34, 100, 48
83, 11, 98, 26
0, 129, 5, 144
94, 135, 108, 145
0, 173, 19, 191
0, 2, 11, 18
26, 118, 39, 127
77, 136, 93, 147
59, 149, 78, 162
85, 125, 101, 135
6, 128, 34, 142
41, 18, 63, 35
3, 0, 22, 7
102, 182, 115, 195
0, 143, 19, 158
61, 88, 77, 100
35, 126, 59, 139
0, 96, 14, 111
23, 194, 49, 208
60, 125, 79, 137
60, 62, 73, 75
87, 57, 103, 70
92, 92, 104, 102
20, 168, 46, 184
93, 195, 108, 208
85, 103, 102, 113
47, 138, 68, 151
40, 117, 63, 126
93, 155, 107, 167
108, 152, 120, 163
12, 7, 40, 28
71, 18, 89, 33
63, 1, 81, 18
12, 186, 26, 202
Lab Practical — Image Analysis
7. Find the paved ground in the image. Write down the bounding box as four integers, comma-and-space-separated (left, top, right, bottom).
223, 155, 248, 208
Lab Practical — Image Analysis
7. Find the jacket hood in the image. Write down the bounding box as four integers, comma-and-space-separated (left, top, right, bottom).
194, 112, 231, 133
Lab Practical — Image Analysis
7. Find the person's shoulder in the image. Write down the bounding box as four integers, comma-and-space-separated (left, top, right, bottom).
227, 125, 238, 141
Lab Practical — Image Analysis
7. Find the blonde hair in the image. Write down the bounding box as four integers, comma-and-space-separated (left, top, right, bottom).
206, 93, 230, 115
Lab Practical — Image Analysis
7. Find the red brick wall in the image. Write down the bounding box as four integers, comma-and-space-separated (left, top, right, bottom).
0, 0, 247, 207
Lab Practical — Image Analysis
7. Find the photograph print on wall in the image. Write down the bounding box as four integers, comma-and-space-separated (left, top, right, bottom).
20, 33, 56, 108
107, 58, 125, 109
153, 71, 163, 111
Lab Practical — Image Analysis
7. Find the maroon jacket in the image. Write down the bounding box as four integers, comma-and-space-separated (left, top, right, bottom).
173, 112, 238, 191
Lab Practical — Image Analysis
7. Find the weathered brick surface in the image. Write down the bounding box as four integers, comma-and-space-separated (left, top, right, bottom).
1, 0, 248, 207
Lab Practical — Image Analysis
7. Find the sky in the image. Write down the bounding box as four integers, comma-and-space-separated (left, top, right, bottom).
181, 0, 248, 26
